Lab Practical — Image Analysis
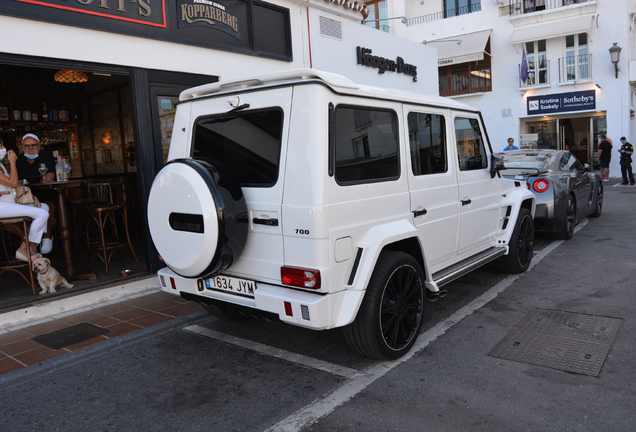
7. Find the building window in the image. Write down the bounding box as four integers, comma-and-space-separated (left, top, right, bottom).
364, 0, 389, 32
524, 40, 548, 86
559, 33, 590, 82
439, 41, 491, 96
444, 0, 481, 18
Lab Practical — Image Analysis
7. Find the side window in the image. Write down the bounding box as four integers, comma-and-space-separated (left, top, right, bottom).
407, 112, 447, 175
334, 106, 399, 184
454, 117, 488, 171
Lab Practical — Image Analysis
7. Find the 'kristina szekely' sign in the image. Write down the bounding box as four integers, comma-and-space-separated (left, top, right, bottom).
356, 47, 418, 82
527, 90, 596, 115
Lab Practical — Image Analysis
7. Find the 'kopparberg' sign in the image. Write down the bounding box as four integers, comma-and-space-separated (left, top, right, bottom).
527, 90, 596, 115
177, 0, 240, 39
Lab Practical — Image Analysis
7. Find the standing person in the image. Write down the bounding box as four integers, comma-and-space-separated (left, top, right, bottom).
503, 138, 518, 151
0, 138, 50, 261
597, 134, 613, 181
16, 133, 56, 253
618, 136, 635, 185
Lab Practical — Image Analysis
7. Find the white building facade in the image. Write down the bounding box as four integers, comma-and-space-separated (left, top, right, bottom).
375, 0, 636, 177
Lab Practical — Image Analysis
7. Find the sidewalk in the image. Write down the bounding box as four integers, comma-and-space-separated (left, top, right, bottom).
0, 279, 203, 383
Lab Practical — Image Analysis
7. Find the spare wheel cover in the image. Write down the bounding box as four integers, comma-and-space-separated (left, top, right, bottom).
148, 158, 247, 278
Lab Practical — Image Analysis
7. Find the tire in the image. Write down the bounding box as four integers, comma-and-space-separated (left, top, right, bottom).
201, 302, 252, 322
495, 207, 534, 274
344, 251, 425, 360
556, 194, 576, 240
147, 158, 248, 278
590, 182, 603, 218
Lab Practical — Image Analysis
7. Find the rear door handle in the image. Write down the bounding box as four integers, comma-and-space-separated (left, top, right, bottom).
412, 209, 428, 217
461, 199, 472, 206
253, 217, 279, 226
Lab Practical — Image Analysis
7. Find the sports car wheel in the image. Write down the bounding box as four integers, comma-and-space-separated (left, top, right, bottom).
590, 183, 603, 218
344, 251, 425, 360
556, 194, 576, 240
495, 208, 534, 274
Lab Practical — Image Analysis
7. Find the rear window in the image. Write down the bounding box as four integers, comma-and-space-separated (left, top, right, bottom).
334, 106, 399, 185
192, 108, 283, 187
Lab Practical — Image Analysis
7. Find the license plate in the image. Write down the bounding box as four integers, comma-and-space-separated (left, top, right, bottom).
205, 275, 256, 298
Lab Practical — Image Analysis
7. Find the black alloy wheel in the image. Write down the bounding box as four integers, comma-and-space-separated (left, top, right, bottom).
344, 251, 425, 360
495, 207, 534, 274
557, 194, 576, 240
590, 183, 603, 218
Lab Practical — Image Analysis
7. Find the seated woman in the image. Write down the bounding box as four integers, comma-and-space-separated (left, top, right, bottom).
0, 138, 50, 261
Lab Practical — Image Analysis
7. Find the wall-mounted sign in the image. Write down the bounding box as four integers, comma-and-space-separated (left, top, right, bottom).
356, 47, 418, 82
527, 90, 596, 115
438, 53, 483, 66
177, 0, 240, 40
1, 0, 291, 61
15, 0, 165, 27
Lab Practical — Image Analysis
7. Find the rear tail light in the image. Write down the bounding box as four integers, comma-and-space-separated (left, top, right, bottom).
533, 179, 550, 193
158, 254, 164, 263
281, 266, 321, 289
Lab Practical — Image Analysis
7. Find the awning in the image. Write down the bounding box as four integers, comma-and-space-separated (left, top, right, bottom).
431, 29, 491, 66
510, 16, 593, 45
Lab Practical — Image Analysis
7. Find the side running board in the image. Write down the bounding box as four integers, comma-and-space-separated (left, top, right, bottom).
432, 246, 507, 288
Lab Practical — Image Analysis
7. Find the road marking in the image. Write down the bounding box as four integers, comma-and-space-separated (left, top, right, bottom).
265, 221, 587, 432
184, 325, 361, 379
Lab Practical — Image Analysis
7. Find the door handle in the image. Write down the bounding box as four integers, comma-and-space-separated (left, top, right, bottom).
412, 209, 428, 217
253, 217, 279, 226
461, 199, 472, 206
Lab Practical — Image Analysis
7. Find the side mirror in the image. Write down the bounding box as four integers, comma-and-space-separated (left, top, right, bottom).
490, 154, 505, 178
583, 163, 591, 172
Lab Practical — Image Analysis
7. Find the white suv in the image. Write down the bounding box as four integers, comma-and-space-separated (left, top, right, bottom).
147, 69, 536, 360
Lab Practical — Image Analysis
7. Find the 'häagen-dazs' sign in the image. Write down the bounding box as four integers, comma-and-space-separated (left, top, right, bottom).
356, 47, 418, 82
527, 90, 596, 115
15, 0, 165, 27
177, 0, 240, 39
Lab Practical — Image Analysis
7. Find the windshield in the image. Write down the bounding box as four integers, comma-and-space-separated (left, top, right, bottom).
499, 152, 551, 169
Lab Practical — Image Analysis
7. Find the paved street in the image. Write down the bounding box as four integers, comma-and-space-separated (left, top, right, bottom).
0, 185, 634, 432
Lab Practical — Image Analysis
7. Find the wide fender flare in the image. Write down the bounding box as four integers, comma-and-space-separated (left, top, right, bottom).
349, 219, 422, 293
333, 218, 423, 328
498, 188, 535, 245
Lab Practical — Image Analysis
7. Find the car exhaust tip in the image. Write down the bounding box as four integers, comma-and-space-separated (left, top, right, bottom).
428, 290, 448, 302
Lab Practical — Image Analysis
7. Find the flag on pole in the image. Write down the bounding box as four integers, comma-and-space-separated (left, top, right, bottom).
520, 46, 529, 84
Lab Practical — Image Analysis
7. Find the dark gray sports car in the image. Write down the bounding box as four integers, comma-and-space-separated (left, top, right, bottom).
496, 149, 603, 239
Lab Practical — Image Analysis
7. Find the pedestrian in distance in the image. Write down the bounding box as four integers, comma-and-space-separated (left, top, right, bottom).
504, 138, 518, 151
618, 136, 635, 185
597, 134, 612, 181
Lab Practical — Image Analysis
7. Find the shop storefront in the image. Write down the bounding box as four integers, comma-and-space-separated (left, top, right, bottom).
519, 89, 607, 170
0, 0, 439, 306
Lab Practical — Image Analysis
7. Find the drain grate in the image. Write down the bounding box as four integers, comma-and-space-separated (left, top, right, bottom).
32, 322, 111, 350
489, 308, 622, 376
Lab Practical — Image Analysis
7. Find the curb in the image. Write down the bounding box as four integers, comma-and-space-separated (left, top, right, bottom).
0, 309, 208, 390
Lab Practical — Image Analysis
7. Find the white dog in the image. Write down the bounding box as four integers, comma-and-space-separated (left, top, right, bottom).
31, 254, 74, 295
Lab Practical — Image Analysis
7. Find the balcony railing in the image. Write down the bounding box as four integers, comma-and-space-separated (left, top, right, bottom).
507, 0, 590, 16
439, 71, 492, 97
406, 3, 481, 26
558, 54, 592, 82
519, 59, 551, 88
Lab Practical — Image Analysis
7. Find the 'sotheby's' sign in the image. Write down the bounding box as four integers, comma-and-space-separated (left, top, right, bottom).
177, 0, 240, 39
356, 47, 418, 82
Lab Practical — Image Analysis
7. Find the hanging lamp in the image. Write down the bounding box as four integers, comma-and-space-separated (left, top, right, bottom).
54, 70, 88, 83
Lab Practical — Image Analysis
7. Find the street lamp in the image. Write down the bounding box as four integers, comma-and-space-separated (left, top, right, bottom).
609, 43, 622, 79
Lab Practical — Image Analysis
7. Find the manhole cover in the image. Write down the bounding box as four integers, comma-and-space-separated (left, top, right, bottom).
32, 322, 111, 350
489, 308, 622, 376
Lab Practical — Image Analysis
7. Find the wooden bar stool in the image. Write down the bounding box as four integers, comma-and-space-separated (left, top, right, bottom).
84, 179, 141, 276
0, 217, 37, 295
